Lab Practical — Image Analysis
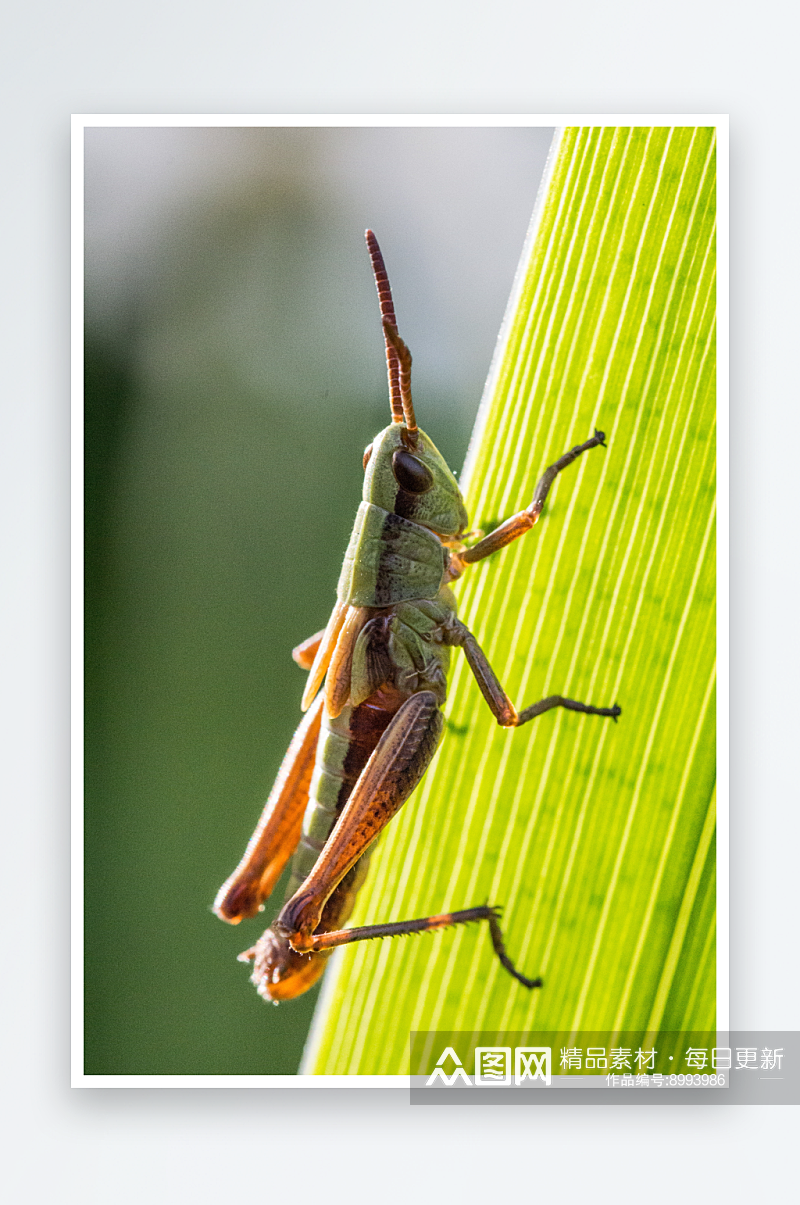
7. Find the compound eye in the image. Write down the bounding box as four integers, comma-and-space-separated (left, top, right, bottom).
392, 448, 434, 494
362, 443, 373, 471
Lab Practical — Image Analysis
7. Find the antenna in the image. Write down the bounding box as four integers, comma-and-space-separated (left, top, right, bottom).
365, 230, 418, 441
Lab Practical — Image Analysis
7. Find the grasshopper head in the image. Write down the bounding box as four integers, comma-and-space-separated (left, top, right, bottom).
362, 230, 469, 539
361, 423, 468, 538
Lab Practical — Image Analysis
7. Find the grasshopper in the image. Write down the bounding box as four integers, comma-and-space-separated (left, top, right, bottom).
213, 230, 620, 1002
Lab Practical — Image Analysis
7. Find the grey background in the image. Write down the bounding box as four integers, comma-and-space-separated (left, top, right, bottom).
3, 0, 799, 1202
410, 1033, 800, 1105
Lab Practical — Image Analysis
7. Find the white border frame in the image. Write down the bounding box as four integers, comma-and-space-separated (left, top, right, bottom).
72, 113, 728, 1088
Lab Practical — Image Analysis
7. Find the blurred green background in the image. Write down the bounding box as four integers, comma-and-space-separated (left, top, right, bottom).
83, 125, 553, 1074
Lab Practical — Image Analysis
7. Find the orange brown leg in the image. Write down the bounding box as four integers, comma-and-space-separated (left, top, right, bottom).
213, 693, 324, 923
303, 904, 542, 990
271, 691, 541, 990
292, 629, 326, 670
460, 430, 607, 565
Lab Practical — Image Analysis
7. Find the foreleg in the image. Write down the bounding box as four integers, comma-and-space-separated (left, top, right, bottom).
460, 430, 606, 566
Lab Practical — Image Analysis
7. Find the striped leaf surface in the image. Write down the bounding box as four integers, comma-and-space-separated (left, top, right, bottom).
304, 126, 717, 1074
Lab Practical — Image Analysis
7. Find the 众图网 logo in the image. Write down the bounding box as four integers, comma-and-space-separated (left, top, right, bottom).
425, 1046, 552, 1087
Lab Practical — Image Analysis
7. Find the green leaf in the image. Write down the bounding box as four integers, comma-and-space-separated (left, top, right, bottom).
303, 126, 717, 1074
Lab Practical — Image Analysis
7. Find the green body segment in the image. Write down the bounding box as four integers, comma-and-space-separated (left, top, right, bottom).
285, 590, 458, 914
284, 421, 468, 929
337, 503, 448, 607
286, 706, 364, 899
338, 420, 467, 613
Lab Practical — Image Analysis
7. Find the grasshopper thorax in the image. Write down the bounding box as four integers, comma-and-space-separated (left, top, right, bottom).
362, 423, 468, 539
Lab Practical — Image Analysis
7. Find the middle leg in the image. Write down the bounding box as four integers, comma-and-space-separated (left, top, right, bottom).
444, 618, 620, 728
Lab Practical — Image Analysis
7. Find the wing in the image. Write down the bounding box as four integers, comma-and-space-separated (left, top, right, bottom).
213, 692, 324, 923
